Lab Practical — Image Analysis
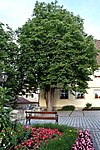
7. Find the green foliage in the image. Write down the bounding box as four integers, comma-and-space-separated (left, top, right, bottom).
86, 103, 92, 108
0, 127, 17, 149
0, 87, 13, 131
17, 0, 98, 94
59, 105, 75, 111
0, 124, 32, 149
0, 22, 19, 105
16, 124, 31, 140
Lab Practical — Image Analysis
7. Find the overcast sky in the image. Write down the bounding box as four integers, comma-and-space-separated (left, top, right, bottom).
0, 0, 100, 39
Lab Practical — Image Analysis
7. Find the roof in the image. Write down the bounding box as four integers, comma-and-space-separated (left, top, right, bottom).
95, 40, 100, 49
95, 40, 100, 65
17, 97, 38, 104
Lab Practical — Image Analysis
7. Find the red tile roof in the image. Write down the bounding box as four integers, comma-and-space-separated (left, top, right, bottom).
95, 40, 100, 65
95, 40, 100, 49
17, 97, 38, 104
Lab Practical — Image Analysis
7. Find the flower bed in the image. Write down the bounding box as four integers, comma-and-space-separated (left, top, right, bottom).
72, 130, 95, 150
0, 123, 95, 150
15, 126, 62, 150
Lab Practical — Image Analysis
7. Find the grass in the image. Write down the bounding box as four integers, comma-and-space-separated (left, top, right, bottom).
32, 123, 78, 150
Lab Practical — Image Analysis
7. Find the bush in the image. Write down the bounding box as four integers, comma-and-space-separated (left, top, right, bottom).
85, 103, 92, 108
60, 105, 75, 111
0, 124, 32, 149
0, 87, 13, 131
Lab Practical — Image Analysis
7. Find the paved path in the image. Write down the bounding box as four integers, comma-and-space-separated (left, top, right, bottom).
20, 110, 100, 150
58, 110, 100, 150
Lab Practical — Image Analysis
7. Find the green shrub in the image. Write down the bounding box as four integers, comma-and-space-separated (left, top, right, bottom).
61, 105, 75, 111
86, 103, 92, 108
0, 87, 13, 131
0, 124, 31, 149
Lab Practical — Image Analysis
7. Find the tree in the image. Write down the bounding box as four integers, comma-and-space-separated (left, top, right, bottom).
17, 1, 98, 111
0, 23, 21, 130
0, 22, 37, 106
0, 22, 20, 106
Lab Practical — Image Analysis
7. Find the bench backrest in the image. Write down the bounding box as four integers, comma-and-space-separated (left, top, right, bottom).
25, 111, 58, 125
25, 111, 57, 114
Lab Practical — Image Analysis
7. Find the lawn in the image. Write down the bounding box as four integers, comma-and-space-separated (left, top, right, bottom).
0, 123, 95, 150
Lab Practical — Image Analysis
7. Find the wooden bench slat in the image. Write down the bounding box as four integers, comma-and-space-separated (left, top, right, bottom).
25, 111, 58, 125
26, 116, 57, 120
25, 111, 57, 114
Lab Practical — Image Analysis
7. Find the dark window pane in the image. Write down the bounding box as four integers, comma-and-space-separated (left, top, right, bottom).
60, 90, 68, 99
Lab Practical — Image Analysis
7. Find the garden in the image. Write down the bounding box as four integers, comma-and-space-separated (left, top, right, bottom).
0, 122, 95, 150
0, 88, 95, 150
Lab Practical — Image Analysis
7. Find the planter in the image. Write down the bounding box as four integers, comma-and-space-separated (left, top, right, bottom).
83, 107, 100, 111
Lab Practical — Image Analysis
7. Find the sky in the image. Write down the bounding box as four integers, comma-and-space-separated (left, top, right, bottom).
0, 0, 100, 39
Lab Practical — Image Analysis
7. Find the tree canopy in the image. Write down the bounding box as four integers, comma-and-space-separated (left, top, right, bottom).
17, 1, 98, 92
17, 1, 98, 110
0, 22, 20, 106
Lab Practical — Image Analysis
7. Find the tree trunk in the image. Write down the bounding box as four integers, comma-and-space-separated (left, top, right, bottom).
45, 91, 48, 110
47, 89, 52, 111
44, 88, 51, 111
51, 88, 54, 106
45, 88, 54, 111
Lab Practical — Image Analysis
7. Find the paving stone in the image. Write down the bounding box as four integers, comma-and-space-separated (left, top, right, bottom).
57, 111, 72, 117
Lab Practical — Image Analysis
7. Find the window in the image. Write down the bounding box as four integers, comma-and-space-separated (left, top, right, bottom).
26, 94, 28, 98
94, 70, 100, 78
94, 75, 100, 78
19, 92, 22, 96
31, 94, 34, 98
60, 90, 68, 99
26, 88, 29, 93
94, 90, 100, 98
76, 92, 85, 99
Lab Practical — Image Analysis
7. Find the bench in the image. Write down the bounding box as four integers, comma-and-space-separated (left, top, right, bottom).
25, 111, 58, 125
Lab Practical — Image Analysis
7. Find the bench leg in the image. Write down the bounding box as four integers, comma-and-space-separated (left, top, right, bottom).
26, 119, 28, 126
56, 114, 58, 124
29, 119, 31, 125
26, 119, 31, 125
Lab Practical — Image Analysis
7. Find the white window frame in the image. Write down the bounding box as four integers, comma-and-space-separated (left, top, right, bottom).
94, 89, 100, 99
76, 92, 85, 99
60, 90, 68, 99
94, 69, 100, 78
